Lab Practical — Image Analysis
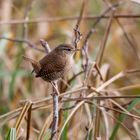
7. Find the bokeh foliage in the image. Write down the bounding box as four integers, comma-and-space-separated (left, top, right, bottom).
0, 0, 140, 139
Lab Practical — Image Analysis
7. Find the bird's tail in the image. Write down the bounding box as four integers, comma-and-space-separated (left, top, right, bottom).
23, 56, 41, 74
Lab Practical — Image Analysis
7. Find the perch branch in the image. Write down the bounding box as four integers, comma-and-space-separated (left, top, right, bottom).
50, 82, 59, 140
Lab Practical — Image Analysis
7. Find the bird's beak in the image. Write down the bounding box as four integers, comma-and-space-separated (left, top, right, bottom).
74, 48, 81, 52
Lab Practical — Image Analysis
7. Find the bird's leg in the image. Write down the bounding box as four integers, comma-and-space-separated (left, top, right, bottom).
51, 81, 60, 95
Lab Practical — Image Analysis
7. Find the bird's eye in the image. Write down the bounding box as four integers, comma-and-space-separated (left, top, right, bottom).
67, 49, 71, 51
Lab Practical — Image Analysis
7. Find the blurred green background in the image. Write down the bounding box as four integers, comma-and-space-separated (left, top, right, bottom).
1, 0, 140, 139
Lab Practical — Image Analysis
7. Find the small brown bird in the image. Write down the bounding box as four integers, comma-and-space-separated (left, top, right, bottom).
23, 44, 80, 82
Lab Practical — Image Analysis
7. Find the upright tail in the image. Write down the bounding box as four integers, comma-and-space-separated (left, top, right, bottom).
23, 56, 41, 74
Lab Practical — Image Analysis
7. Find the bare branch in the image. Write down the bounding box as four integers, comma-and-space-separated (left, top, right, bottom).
40, 39, 51, 54
82, 2, 122, 48
0, 36, 45, 53
73, 0, 85, 48
1, 14, 140, 25
50, 82, 59, 140
96, 11, 114, 66
73, 25, 82, 49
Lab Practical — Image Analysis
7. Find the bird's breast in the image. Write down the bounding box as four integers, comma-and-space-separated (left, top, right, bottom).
64, 56, 73, 72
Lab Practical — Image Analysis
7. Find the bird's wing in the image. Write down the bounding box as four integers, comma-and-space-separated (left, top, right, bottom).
36, 53, 66, 77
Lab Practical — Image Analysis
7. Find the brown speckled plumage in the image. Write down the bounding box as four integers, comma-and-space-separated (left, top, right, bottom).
23, 44, 76, 82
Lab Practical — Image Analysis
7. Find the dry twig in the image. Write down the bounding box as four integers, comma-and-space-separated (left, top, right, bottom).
50, 82, 59, 140
1, 14, 140, 25
40, 39, 51, 54
0, 36, 45, 53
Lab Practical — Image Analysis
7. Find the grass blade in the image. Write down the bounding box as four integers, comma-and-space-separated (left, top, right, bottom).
110, 98, 140, 139
6, 128, 16, 140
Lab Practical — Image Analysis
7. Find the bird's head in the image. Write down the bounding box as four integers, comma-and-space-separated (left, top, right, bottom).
54, 44, 80, 56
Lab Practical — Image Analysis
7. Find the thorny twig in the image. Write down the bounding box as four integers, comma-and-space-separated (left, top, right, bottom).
81, 2, 122, 75
73, 25, 82, 49
73, 0, 85, 49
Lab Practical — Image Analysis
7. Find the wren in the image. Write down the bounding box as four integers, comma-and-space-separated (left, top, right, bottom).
23, 44, 80, 82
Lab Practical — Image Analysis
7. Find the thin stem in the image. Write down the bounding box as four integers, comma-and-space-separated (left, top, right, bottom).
1, 14, 140, 25
50, 82, 59, 140
26, 103, 33, 140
